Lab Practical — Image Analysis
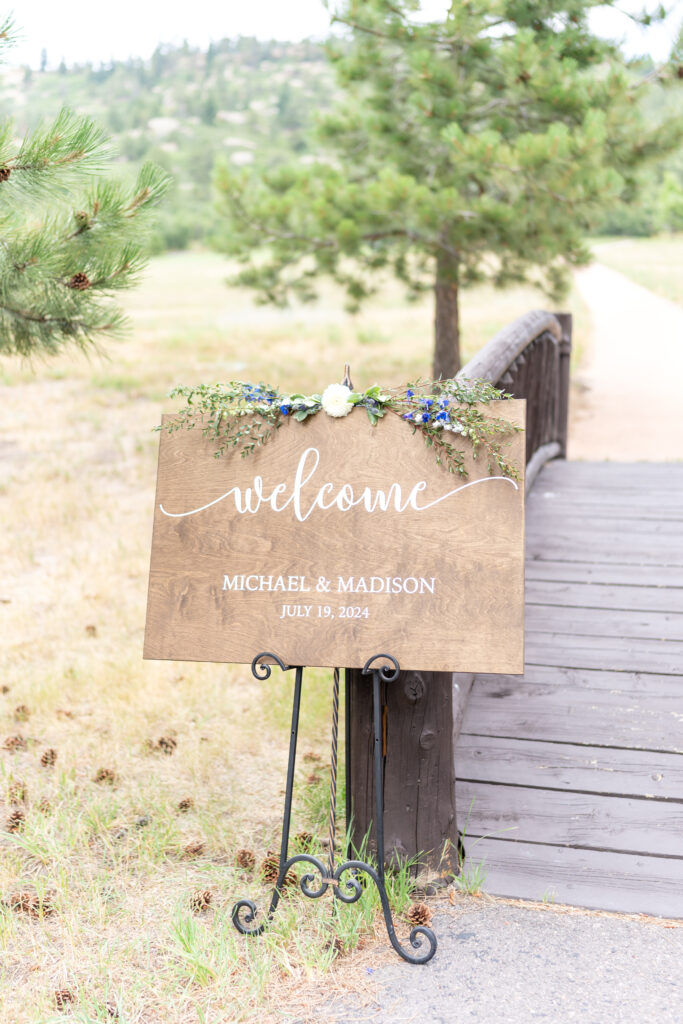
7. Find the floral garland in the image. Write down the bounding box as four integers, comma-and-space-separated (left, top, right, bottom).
160, 377, 521, 480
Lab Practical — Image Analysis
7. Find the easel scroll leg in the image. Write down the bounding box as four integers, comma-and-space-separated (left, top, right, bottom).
232, 653, 303, 935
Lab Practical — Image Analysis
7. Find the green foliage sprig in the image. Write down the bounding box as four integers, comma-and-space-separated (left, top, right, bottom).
160, 377, 521, 480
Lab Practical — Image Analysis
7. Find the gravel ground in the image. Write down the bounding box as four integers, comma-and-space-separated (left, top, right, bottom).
326, 897, 683, 1024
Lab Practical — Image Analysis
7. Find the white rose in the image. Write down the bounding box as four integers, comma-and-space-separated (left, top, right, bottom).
321, 383, 354, 418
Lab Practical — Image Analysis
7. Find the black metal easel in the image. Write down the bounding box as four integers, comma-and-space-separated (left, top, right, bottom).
231, 651, 438, 965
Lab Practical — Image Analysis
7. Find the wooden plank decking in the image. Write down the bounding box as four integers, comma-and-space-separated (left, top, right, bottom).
455, 460, 683, 917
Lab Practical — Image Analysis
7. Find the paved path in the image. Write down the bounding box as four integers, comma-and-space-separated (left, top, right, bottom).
571, 264, 683, 461
329, 898, 682, 1024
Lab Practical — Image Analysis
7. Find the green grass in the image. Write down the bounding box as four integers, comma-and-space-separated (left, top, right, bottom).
592, 235, 683, 306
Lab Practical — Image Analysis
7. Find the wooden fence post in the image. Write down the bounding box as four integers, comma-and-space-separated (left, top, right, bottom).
346, 668, 460, 880
554, 312, 573, 458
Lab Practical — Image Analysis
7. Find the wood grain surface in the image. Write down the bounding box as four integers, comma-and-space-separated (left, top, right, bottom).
457, 461, 683, 917
144, 402, 525, 672
457, 838, 683, 916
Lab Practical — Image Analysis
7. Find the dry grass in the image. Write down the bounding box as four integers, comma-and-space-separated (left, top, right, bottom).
0, 251, 587, 1022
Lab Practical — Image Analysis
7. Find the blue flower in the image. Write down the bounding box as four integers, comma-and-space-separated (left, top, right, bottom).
406, 389, 414, 398
436, 411, 448, 422
422, 398, 433, 408
421, 412, 430, 423
439, 397, 450, 408
402, 412, 412, 419
280, 404, 291, 415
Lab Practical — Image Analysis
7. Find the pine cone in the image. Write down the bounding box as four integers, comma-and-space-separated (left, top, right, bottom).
38, 797, 52, 814
13, 704, 30, 722
67, 272, 91, 290
235, 848, 256, 871
177, 797, 194, 813
54, 989, 75, 1010
157, 736, 177, 755
7, 780, 27, 804
39, 890, 57, 916
5, 890, 36, 914
260, 851, 280, 884
189, 889, 213, 913
0, 684, 9, 694
406, 901, 433, 927
40, 748, 57, 768
105, 1001, 119, 1018
306, 773, 321, 785
294, 830, 314, 849
303, 751, 320, 762
0, 168, 11, 182
182, 840, 205, 859
6, 808, 25, 832
260, 852, 296, 892
6, 889, 55, 917
3, 734, 27, 751
94, 768, 117, 785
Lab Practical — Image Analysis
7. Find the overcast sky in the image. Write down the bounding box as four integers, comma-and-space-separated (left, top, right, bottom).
5, 0, 683, 69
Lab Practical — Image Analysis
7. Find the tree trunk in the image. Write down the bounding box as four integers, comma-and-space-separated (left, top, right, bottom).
433, 248, 460, 380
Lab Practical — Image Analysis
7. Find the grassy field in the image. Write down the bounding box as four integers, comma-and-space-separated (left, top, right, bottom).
0, 252, 586, 1023
592, 235, 683, 306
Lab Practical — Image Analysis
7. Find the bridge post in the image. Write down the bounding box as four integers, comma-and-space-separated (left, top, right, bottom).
346, 667, 461, 881
554, 312, 573, 458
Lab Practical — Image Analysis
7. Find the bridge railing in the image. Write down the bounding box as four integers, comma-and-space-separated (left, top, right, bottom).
458, 310, 572, 489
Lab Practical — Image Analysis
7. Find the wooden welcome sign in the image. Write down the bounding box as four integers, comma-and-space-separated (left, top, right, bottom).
144, 402, 525, 673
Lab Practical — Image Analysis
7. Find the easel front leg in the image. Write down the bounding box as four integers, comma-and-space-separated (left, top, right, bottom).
232, 653, 302, 935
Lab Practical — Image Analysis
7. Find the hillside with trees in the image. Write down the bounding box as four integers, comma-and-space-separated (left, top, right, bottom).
2, 30, 681, 262
0, 38, 335, 252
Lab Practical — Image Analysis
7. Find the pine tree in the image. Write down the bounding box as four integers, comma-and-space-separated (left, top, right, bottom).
216, 0, 683, 377
0, 19, 169, 358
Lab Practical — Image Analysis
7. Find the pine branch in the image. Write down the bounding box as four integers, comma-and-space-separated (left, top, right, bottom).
0, 146, 169, 355
0, 110, 111, 203
0, 15, 17, 64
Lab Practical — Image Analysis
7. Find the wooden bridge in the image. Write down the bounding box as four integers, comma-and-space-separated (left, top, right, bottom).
455, 312, 683, 918
347, 310, 682, 919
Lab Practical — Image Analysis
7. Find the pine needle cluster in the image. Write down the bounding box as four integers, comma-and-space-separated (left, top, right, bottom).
0, 18, 169, 358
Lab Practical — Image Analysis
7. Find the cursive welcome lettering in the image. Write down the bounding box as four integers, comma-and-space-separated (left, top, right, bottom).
159, 446, 518, 522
